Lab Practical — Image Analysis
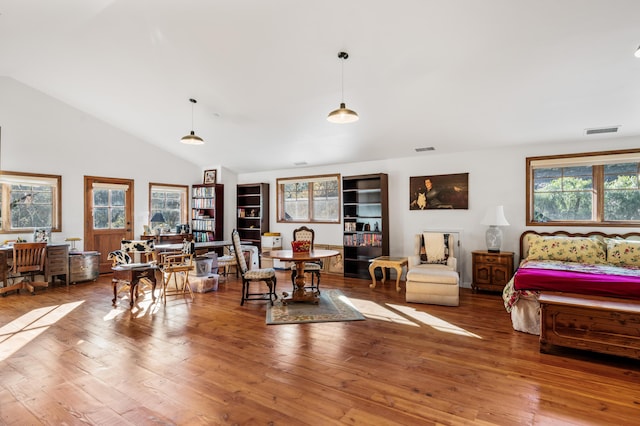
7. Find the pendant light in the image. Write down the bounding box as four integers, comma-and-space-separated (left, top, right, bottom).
181, 98, 204, 145
327, 51, 359, 124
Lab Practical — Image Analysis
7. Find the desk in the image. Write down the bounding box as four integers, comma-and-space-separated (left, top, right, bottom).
262, 249, 339, 304
1, 243, 69, 288
369, 256, 408, 292
155, 240, 235, 253
111, 264, 158, 307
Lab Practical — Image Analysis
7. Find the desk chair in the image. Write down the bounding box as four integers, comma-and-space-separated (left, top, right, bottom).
290, 226, 322, 294
1, 243, 48, 296
108, 239, 157, 303
158, 240, 194, 304
232, 229, 277, 306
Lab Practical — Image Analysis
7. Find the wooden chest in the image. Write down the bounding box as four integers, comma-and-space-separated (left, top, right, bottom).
69, 251, 100, 283
539, 293, 640, 360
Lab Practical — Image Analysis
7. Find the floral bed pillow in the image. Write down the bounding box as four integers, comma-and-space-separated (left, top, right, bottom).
606, 239, 640, 267
526, 235, 606, 264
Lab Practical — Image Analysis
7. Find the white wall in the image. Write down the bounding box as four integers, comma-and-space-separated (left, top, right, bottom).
3, 76, 639, 285
238, 136, 640, 286
0, 77, 202, 250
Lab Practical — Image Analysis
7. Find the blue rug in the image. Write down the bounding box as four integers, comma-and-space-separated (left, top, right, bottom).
266, 289, 365, 325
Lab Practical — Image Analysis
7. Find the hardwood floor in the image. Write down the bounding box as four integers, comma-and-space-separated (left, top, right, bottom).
1, 271, 639, 425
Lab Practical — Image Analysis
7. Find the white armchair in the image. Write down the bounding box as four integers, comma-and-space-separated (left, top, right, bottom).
406, 232, 460, 306
408, 233, 457, 272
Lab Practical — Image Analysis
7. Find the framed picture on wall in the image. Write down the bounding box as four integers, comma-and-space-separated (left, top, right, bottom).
409, 172, 469, 210
203, 169, 217, 184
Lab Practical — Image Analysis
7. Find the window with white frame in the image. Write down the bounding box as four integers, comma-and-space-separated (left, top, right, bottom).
0, 171, 61, 232
277, 174, 341, 223
149, 183, 188, 230
527, 149, 640, 226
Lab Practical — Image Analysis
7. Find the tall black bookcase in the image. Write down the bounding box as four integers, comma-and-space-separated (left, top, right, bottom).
236, 183, 269, 251
191, 183, 224, 242
342, 173, 389, 279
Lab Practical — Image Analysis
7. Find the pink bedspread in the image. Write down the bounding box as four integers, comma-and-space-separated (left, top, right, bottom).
513, 260, 640, 300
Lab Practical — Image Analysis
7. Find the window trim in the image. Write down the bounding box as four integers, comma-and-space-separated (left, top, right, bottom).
276, 173, 341, 223
148, 182, 188, 229
0, 170, 62, 233
526, 148, 640, 227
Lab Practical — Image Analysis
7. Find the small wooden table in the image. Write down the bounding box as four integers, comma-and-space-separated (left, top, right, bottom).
262, 249, 339, 304
112, 264, 158, 307
369, 256, 408, 292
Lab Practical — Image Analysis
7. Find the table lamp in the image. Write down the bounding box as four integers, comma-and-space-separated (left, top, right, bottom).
481, 205, 510, 252
150, 212, 166, 235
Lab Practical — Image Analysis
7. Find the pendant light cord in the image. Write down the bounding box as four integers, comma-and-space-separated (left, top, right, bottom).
338, 51, 348, 103
189, 98, 197, 131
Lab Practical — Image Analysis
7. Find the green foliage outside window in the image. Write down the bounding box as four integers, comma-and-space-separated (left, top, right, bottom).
278, 174, 340, 223
529, 152, 640, 226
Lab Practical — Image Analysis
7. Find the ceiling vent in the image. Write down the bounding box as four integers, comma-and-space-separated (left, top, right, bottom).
415, 146, 435, 152
294, 161, 308, 166
584, 126, 620, 135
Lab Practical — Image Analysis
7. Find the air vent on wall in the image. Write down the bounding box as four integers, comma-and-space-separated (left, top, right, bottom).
415, 146, 435, 152
584, 126, 620, 135
294, 161, 308, 166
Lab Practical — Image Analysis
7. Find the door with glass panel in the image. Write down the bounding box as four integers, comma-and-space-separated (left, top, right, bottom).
84, 176, 134, 273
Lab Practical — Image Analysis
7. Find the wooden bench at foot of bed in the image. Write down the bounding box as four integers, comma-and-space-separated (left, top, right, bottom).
539, 293, 640, 360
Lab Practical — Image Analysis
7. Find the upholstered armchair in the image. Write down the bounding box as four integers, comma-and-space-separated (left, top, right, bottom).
406, 232, 460, 306
408, 232, 457, 272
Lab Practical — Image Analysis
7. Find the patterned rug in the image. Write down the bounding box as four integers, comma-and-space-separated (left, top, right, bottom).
266, 289, 365, 325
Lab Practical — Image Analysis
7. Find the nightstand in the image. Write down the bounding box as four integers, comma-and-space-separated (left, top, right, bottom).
471, 250, 514, 292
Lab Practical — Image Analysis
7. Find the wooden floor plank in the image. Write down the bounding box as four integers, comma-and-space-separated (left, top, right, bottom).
0, 271, 639, 425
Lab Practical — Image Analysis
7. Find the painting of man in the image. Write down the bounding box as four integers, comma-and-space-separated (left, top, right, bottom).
410, 173, 469, 210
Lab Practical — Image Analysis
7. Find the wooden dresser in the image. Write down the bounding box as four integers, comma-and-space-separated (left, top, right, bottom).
45, 244, 70, 287
471, 250, 514, 292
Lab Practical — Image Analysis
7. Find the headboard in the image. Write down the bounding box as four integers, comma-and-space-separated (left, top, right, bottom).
519, 230, 640, 261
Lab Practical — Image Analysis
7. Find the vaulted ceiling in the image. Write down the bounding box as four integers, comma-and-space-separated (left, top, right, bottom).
1, 1, 640, 173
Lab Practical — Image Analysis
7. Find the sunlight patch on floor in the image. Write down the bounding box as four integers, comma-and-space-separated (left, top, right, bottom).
345, 297, 419, 326
104, 291, 161, 320
387, 303, 482, 338
0, 301, 84, 361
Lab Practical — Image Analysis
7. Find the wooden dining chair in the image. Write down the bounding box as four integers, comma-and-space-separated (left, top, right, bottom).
0, 242, 48, 296
290, 226, 322, 295
232, 229, 277, 306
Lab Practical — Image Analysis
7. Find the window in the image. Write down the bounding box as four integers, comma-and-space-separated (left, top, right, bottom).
527, 149, 640, 226
149, 183, 188, 230
0, 171, 62, 233
92, 182, 128, 229
277, 174, 341, 223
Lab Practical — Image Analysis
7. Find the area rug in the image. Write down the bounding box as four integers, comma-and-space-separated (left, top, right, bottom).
266, 289, 365, 325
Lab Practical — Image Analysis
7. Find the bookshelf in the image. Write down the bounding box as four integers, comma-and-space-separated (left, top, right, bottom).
342, 173, 389, 279
191, 183, 224, 243
236, 183, 269, 251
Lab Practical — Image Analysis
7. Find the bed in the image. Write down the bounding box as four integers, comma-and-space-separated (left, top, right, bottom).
502, 231, 640, 357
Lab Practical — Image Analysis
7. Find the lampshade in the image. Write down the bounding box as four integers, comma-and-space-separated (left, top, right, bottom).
327, 51, 359, 124
481, 205, 510, 227
180, 131, 204, 145
150, 212, 166, 223
327, 102, 359, 124
181, 98, 204, 145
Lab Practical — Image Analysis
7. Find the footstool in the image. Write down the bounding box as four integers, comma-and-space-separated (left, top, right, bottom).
405, 268, 459, 306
